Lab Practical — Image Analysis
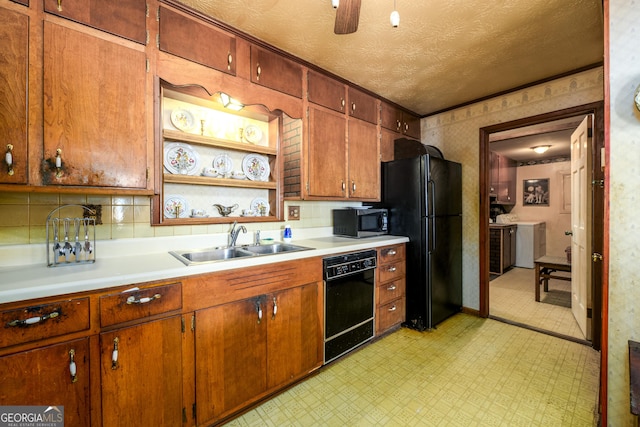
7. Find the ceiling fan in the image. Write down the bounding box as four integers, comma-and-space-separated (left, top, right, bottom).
333, 0, 361, 34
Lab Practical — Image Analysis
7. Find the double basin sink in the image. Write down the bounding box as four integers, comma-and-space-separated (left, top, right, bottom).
170, 242, 313, 266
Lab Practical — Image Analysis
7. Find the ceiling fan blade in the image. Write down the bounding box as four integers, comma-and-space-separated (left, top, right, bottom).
334, 0, 361, 34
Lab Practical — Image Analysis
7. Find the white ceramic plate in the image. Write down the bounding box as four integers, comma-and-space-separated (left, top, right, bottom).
244, 125, 263, 144
170, 109, 196, 132
164, 143, 200, 175
164, 195, 189, 218
250, 197, 270, 215
242, 154, 270, 181
212, 154, 233, 175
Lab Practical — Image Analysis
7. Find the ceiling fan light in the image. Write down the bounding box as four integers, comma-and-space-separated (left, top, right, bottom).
531, 145, 551, 154
331, 0, 339, 9
390, 10, 400, 27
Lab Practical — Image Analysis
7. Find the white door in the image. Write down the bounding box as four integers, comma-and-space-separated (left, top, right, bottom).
570, 115, 592, 339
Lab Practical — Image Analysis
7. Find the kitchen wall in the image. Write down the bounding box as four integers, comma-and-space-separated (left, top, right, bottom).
421, 66, 603, 314
0, 192, 359, 246
607, 1, 640, 424
511, 161, 572, 258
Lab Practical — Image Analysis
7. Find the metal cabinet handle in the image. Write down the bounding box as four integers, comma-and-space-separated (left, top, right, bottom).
340, 98, 345, 110
255, 300, 263, 324
57, 0, 62, 11
388, 305, 397, 312
256, 64, 261, 81
385, 249, 397, 256
387, 266, 397, 273
54, 148, 63, 178
351, 102, 356, 113
69, 349, 78, 383
227, 52, 233, 71
341, 181, 346, 192
126, 293, 161, 305
111, 337, 119, 370
352, 181, 356, 193
271, 297, 278, 320
7, 310, 59, 327
5, 144, 13, 176
387, 284, 397, 291
396, 119, 401, 132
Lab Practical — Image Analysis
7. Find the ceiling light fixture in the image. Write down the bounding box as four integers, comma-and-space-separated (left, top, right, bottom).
218, 92, 244, 111
390, 0, 399, 28
331, 0, 339, 9
531, 145, 551, 154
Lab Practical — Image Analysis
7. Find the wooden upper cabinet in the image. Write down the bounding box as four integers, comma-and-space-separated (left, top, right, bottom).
250, 45, 303, 98
0, 7, 28, 184
159, 6, 236, 75
380, 101, 421, 139
307, 106, 347, 198
348, 87, 377, 125
43, 22, 148, 189
10, 0, 28, 5
347, 118, 380, 200
307, 70, 346, 113
43, 0, 146, 44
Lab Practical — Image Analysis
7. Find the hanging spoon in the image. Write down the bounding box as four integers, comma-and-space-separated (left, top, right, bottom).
74, 218, 82, 261
83, 218, 93, 259
52, 217, 61, 261
62, 218, 73, 262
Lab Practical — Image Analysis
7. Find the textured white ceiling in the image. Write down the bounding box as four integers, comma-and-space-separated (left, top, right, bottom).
178, 0, 604, 116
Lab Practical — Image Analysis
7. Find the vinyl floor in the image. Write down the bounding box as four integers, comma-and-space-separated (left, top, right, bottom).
225, 313, 600, 426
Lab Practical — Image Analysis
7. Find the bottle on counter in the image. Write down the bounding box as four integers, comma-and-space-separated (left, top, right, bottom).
283, 224, 292, 243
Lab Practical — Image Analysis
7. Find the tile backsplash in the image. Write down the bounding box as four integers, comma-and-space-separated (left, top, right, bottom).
0, 192, 360, 246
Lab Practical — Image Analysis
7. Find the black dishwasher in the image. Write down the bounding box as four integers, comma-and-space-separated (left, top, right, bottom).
323, 250, 376, 364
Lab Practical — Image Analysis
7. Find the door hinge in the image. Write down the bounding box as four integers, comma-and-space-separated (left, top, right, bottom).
146, 167, 150, 181
181, 317, 185, 333
192, 403, 196, 421
146, 59, 149, 73
191, 314, 195, 331
145, 30, 149, 46
592, 179, 604, 188
182, 407, 187, 423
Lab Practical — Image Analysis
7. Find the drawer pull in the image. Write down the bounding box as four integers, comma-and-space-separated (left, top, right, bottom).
387, 266, 397, 273
387, 284, 397, 291
111, 337, 119, 370
5, 144, 13, 176
7, 310, 59, 327
272, 297, 278, 320
385, 249, 397, 256
255, 300, 263, 324
126, 293, 161, 305
69, 349, 78, 383
388, 305, 397, 312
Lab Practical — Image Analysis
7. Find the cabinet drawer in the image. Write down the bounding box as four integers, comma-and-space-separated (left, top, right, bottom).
0, 298, 90, 348
377, 298, 405, 332
378, 260, 405, 283
378, 278, 405, 306
100, 283, 182, 327
378, 244, 405, 263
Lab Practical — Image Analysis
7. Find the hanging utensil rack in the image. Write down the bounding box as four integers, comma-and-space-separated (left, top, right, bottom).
46, 205, 96, 267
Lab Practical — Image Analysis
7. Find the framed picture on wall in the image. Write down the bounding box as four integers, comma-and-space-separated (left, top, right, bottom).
523, 178, 549, 206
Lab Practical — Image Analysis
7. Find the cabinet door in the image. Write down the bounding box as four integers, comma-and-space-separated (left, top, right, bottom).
250, 45, 302, 98
0, 338, 90, 426
497, 155, 516, 203
348, 87, 377, 125
267, 283, 321, 389
307, 70, 346, 113
100, 316, 183, 427
43, 0, 146, 44
195, 298, 267, 424
307, 106, 346, 198
348, 118, 380, 200
402, 111, 421, 139
159, 6, 236, 75
380, 128, 396, 162
380, 101, 402, 132
0, 7, 28, 184
43, 22, 147, 189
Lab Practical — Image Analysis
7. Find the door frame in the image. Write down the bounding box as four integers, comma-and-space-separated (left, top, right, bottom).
478, 101, 605, 350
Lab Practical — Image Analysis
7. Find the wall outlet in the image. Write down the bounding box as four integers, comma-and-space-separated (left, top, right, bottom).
288, 205, 300, 220
82, 204, 103, 225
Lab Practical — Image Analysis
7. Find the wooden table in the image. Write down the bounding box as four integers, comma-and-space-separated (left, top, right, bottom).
534, 256, 571, 302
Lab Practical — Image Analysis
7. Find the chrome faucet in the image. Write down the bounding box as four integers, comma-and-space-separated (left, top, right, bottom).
228, 221, 247, 247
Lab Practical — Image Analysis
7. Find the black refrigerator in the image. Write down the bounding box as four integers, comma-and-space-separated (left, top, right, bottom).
380, 155, 462, 331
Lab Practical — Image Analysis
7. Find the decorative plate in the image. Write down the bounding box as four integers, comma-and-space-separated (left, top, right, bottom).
164, 143, 200, 175
244, 125, 263, 144
242, 154, 270, 181
212, 154, 233, 175
170, 109, 196, 132
250, 197, 270, 215
164, 195, 189, 219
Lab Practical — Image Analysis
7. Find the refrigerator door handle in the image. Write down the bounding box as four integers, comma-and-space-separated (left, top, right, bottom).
428, 179, 436, 250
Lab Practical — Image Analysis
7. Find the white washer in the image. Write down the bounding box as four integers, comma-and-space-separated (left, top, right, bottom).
495, 214, 546, 268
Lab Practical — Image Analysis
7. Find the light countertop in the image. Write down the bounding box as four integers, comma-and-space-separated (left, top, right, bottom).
0, 230, 408, 304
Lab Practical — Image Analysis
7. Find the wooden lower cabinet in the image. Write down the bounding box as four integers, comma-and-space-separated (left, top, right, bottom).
0, 338, 91, 426
376, 244, 406, 335
194, 282, 321, 425
100, 316, 183, 427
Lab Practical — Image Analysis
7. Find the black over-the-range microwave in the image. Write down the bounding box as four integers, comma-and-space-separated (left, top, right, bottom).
332, 208, 388, 238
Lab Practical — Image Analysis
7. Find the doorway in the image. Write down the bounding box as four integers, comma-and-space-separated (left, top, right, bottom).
478, 102, 604, 351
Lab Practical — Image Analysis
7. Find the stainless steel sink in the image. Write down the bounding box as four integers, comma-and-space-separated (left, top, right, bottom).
170, 243, 313, 266
241, 243, 312, 255
170, 247, 255, 265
